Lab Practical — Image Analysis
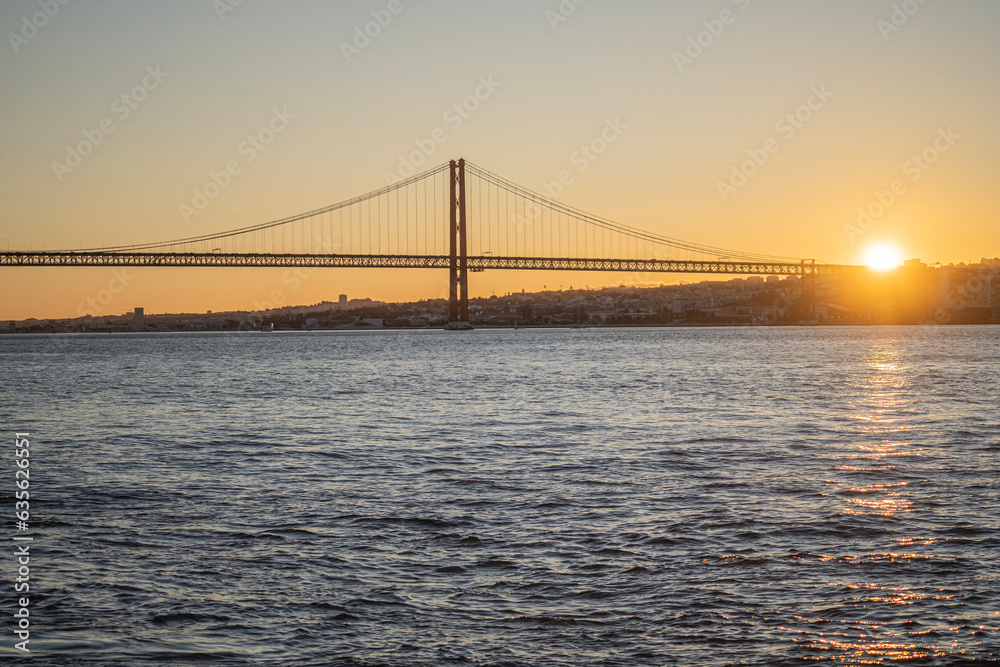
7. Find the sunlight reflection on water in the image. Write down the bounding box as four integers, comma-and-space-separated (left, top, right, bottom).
0, 326, 996, 665
816, 335, 955, 664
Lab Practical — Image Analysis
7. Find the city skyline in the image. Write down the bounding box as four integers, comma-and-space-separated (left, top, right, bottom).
2, 1, 999, 320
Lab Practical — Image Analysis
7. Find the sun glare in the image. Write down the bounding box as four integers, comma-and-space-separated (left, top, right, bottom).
865, 244, 903, 271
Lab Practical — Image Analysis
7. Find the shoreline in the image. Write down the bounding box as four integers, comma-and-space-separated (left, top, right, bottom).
2, 320, 996, 336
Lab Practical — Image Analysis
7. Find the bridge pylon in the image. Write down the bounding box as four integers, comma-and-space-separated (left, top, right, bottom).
800, 259, 817, 322
446, 158, 472, 330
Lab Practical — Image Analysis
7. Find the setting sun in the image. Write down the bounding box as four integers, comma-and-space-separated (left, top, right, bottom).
865, 244, 904, 271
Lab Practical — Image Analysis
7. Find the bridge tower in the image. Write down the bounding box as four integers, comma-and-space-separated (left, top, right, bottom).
446, 158, 472, 329
801, 259, 817, 322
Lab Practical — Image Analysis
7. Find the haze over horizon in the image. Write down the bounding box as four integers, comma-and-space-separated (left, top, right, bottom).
2, 0, 998, 321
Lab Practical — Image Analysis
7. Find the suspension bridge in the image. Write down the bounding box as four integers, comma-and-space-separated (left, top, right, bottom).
1, 159, 848, 326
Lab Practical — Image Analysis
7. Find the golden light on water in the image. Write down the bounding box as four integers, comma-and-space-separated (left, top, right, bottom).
842, 482, 913, 517
779, 577, 969, 663
810, 338, 948, 663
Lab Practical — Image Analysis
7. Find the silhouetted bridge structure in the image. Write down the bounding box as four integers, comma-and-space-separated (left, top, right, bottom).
1, 159, 854, 326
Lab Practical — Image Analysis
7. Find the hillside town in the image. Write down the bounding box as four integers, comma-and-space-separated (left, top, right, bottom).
7, 259, 999, 334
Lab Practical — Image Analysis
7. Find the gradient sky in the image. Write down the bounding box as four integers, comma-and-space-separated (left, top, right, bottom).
2, 0, 998, 320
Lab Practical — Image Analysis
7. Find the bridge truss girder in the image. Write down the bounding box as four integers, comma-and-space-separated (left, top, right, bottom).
0, 252, 835, 275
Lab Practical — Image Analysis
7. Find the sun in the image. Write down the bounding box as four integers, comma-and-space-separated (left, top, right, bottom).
865, 243, 903, 271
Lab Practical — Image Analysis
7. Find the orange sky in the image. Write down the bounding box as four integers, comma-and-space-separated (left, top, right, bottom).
2, 0, 998, 320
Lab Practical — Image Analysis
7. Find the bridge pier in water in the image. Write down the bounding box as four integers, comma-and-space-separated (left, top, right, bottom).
446, 158, 473, 330
800, 259, 817, 322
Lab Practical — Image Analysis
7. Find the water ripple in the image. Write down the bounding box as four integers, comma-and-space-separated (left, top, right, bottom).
0, 326, 998, 665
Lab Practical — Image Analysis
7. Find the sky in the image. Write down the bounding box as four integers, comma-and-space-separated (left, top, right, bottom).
1, 0, 998, 320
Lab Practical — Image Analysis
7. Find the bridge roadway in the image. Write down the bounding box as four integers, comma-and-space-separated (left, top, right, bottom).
0, 252, 855, 276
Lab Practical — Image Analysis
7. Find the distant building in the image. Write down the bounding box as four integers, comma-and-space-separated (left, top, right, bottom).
671, 298, 695, 314
746, 276, 765, 290
766, 276, 780, 286
339, 294, 348, 310
941, 268, 993, 309
348, 298, 385, 309
130, 307, 147, 332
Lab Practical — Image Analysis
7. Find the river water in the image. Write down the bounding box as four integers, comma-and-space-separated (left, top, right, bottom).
1, 326, 998, 665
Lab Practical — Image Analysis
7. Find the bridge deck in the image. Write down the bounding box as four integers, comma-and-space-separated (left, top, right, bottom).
0, 252, 852, 275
